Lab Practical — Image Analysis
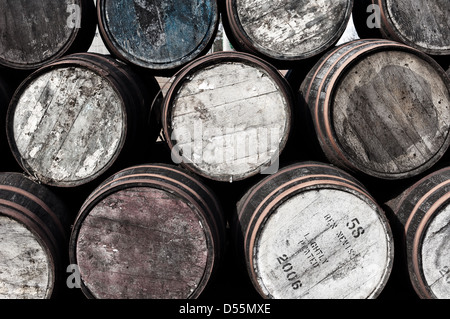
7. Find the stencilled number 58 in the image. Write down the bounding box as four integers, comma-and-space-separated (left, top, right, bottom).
347, 218, 365, 238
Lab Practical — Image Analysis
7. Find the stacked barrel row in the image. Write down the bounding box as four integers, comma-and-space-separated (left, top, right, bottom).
0, 0, 449, 300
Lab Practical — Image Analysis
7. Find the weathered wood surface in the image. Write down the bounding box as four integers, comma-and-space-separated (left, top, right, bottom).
162, 52, 293, 182
0, 172, 69, 299
0, 0, 96, 70
11, 67, 124, 185
384, 0, 450, 55
0, 216, 52, 299
235, 162, 394, 299
7, 53, 160, 187
70, 164, 225, 299
300, 39, 450, 180
353, 0, 450, 55
97, 0, 219, 73
224, 0, 353, 65
390, 167, 450, 299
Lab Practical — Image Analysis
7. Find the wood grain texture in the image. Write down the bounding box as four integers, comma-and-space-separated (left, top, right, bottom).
163, 52, 293, 182
7, 53, 161, 187
353, 0, 450, 55
0, 0, 96, 70
76, 187, 209, 299
235, 162, 394, 299
0, 216, 51, 299
98, 0, 219, 72
392, 167, 450, 299
0, 172, 69, 299
384, 0, 450, 55
300, 39, 450, 180
421, 205, 450, 299
70, 164, 225, 299
257, 189, 391, 299
10, 67, 125, 186
225, 0, 353, 64
333, 50, 450, 176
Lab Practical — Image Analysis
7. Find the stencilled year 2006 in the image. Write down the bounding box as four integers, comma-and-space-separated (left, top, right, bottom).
276, 254, 302, 290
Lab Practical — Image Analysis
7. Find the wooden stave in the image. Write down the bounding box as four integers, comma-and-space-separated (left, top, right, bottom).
96, 0, 220, 76
235, 162, 371, 238
69, 163, 226, 299
161, 51, 294, 183
300, 39, 450, 180
0, 0, 97, 71
235, 161, 394, 299
392, 167, 450, 299
233, 161, 372, 267
77, 163, 226, 249
0, 172, 69, 299
300, 39, 392, 175
6, 53, 161, 187
58, 53, 162, 146
353, 0, 450, 56
236, 162, 379, 257
222, 0, 354, 68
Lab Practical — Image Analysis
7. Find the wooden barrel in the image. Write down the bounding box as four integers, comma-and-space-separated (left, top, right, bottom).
234, 162, 394, 299
69, 164, 226, 299
0, 0, 96, 70
300, 39, 450, 180
222, 0, 354, 67
353, 0, 450, 56
6, 53, 161, 187
0, 172, 69, 299
390, 167, 450, 299
97, 0, 219, 74
162, 51, 293, 183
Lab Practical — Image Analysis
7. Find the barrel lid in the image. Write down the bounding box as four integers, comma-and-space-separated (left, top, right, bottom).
6, 57, 128, 187
97, 0, 219, 73
69, 164, 224, 299
254, 188, 393, 299
162, 52, 293, 182
0, 0, 96, 70
224, 0, 353, 66
382, 0, 450, 56
0, 214, 54, 299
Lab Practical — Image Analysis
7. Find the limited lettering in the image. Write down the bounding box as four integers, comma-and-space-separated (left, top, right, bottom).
337, 231, 357, 258
324, 213, 338, 230
346, 218, 365, 238
300, 233, 329, 267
